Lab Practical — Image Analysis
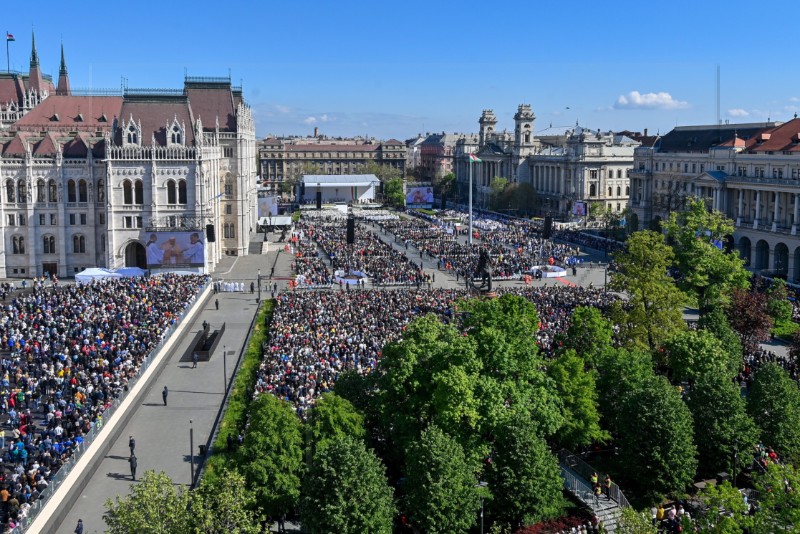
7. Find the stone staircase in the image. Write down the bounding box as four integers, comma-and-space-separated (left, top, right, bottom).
558, 450, 628, 533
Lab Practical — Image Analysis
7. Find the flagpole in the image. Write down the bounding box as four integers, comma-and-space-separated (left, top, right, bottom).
6, 31, 9, 73
468, 157, 473, 245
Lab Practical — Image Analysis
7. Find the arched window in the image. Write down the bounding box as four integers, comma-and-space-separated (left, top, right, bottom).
123, 180, 133, 205
134, 180, 143, 204
127, 124, 138, 145
48, 180, 57, 202
178, 180, 187, 204
166, 180, 176, 204
626, 185, 630, 196
13, 236, 25, 254
17, 180, 26, 203
590, 184, 596, 197
608, 187, 613, 197
78, 180, 88, 202
67, 180, 77, 202
6, 180, 14, 203
171, 125, 182, 145
617, 186, 621, 197
73, 235, 86, 253
524, 132, 531, 143
43, 235, 55, 254
97, 180, 105, 202
37, 180, 45, 203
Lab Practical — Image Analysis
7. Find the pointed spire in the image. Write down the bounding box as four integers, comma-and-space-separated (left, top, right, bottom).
59, 43, 67, 75
57, 42, 71, 96
30, 30, 39, 67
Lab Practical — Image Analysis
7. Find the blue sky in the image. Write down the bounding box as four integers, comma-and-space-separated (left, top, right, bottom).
10, 0, 800, 140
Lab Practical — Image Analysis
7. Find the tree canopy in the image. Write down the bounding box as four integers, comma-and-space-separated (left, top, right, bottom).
685, 372, 759, 477
617, 376, 698, 500
403, 425, 482, 533
610, 230, 686, 350
104, 471, 191, 534
237, 394, 304, 520
747, 363, 800, 462
664, 197, 749, 312
300, 437, 395, 534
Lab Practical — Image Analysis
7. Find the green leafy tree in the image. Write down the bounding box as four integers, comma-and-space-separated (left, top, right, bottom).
378, 296, 563, 465
487, 414, 565, 528
547, 350, 609, 449
497, 182, 538, 215
610, 230, 686, 351
189, 468, 261, 534
665, 197, 750, 313
617, 376, 698, 501
615, 507, 658, 534
404, 425, 482, 533
238, 394, 304, 522
383, 177, 404, 207
488, 177, 509, 211
662, 330, 739, 383
693, 481, 749, 534
359, 160, 402, 182
301, 437, 395, 534
747, 363, 800, 462
104, 471, 191, 534
698, 307, 743, 362
749, 463, 800, 532
766, 278, 793, 323
685, 372, 759, 477
306, 392, 366, 457
559, 306, 614, 366
435, 172, 456, 207
595, 347, 656, 435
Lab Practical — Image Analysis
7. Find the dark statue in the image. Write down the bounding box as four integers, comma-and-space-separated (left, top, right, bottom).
472, 248, 493, 292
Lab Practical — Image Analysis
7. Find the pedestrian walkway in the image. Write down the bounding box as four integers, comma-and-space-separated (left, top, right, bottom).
54, 250, 271, 534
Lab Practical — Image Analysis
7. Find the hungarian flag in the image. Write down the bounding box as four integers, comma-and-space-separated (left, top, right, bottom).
469, 153, 482, 163
6, 33, 14, 42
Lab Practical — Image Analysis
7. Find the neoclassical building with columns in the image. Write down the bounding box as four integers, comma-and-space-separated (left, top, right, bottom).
629, 118, 800, 282
0, 37, 256, 278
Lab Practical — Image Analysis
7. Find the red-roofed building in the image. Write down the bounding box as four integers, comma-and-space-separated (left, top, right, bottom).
0, 68, 256, 278
630, 117, 800, 282
0, 31, 57, 130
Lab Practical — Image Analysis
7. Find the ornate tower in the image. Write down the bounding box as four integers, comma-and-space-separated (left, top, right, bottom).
513, 104, 535, 156
28, 31, 43, 94
56, 43, 71, 96
478, 109, 497, 147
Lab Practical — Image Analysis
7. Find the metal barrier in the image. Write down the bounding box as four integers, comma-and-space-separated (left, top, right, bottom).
557, 449, 631, 509
13, 280, 209, 533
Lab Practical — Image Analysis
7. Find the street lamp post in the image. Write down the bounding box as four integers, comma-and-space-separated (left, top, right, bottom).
469, 156, 474, 245
475, 481, 488, 534
258, 269, 261, 302
189, 419, 194, 486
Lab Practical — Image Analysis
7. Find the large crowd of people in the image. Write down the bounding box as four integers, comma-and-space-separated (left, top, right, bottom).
0, 274, 207, 530
296, 219, 426, 286
256, 285, 617, 415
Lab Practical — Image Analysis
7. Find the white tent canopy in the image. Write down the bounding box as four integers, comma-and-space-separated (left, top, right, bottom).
74, 268, 122, 285
114, 267, 147, 277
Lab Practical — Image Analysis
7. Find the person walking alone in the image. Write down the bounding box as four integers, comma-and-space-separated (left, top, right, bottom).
215, 299, 219, 311
129, 454, 137, 481
74, 519, 83, 534
162, 386, 168, 406
129, 436, 135, 456
192, 352, 198, 369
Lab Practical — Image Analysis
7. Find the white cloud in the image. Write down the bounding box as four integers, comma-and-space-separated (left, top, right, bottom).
727, 108, 749, 117
303, 116, 317, 125
790, 97, 800, 102
274, 105, 291, 114
614, 91, 689, 110
320, 114, 329, 122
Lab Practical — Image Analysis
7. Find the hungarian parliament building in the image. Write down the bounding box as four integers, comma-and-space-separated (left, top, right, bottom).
0, 35, 257, 278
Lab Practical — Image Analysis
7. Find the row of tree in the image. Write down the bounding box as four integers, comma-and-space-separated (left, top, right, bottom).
105, 197, 800, 532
